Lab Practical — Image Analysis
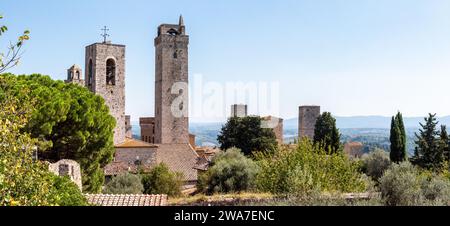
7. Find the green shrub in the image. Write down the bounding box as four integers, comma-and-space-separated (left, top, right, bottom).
141, 163, 183, 197
103, 172, 144, 194
50, 175, 88, 206
198, 148, 259, 194
379, 162, 422, 206
362, 149, 391, 182
255, 139, 367, 195
379, 162, 450, 206
420, 174, 450, 205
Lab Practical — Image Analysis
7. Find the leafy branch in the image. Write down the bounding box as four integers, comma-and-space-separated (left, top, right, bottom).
0, 15, 30, 73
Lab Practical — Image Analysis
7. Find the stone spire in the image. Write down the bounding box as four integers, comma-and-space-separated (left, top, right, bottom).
179, 15, 184, 26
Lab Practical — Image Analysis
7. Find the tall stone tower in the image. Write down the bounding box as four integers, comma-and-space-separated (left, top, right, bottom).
85, 41, 126, 145
231, 104, 248, 118
154, 16, 189, 144
65, 65, 84, 86
299, 106, 320, 140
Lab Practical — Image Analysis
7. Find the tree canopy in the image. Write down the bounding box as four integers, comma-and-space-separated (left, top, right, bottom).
313, 112, 341, 154
0, 94, 87, 206
412, 113, 444, 170
0, 73, 116, 192
217, 116, 277, 156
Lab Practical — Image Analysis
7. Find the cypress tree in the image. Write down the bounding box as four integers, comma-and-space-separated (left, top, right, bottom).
390, 112, 407, 163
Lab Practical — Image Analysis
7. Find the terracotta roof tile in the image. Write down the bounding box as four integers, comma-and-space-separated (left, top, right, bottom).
85, 194, 168, 206
155, 143, 199, 182
115, 138, 158, 148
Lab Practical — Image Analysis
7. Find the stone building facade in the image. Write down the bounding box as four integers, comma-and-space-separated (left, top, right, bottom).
231, 104, 248, 118
48, 159, 82, 191
262, 116, 284, 145
65, 64, 84, 86
85, 42, 126, 145
154, 16, 189, 144
299, 106, 321, 140
140, 117, 156, 143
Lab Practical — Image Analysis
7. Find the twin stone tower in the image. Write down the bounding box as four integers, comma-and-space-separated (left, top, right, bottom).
66, 16, 189, 146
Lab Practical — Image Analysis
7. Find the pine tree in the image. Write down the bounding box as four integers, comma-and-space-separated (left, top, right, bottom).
390, 112, 407, 163
412, 113, 440, 169
313, 112, 341, 154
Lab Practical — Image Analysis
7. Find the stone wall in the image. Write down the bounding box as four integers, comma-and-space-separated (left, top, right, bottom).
262, 116, 284, 145
85, 42, 126, 145
48, 159, 82, 191
125, 115, 132, 138
299, 106, 320, 140
154, 21, 189, 144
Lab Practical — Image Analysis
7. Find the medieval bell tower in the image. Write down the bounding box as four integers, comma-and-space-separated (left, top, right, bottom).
85, 36, 126, 145
154, 16, 189, 144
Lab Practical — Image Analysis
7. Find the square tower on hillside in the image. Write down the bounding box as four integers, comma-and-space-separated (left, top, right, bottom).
299, 106, 320, 140
85, 42, 126, 145
154, 16, 189, 144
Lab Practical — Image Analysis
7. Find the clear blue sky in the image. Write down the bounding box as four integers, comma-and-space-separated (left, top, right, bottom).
2, 0, 450, 122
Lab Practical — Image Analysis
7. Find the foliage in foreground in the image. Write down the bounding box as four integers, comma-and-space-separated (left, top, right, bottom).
361, 149, 391, 182
0, 73, 116, 193
379, 162, 450, 206
141, 163, 183, 197
103, 172, 144, 195
255, 139, 367, 195
51, 175, 88, 206
0, 96, 87, 206
198, 148, 259, 195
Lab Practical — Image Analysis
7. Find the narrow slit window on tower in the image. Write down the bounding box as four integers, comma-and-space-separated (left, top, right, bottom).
76, 71, 80, 80
88, 59, 93, 86
106, 59, 116, 85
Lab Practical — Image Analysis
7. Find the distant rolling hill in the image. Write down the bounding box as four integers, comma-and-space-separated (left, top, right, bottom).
131, 115, 450, 152
284, 115, 450, 130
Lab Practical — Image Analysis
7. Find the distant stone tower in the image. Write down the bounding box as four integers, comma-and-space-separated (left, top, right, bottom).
140, 117, 156, 144
125, 115, 132, 139
299, 106, 320, 140
85, 41, 126, 145
65, 65, 84, 86
231, 104, 248, 118
154, 16, 189, 144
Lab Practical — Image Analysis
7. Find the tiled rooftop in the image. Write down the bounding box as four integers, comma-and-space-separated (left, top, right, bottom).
85, 194, 168, 206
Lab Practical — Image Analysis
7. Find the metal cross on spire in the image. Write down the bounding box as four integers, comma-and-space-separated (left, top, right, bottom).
101, 26, 110, 43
